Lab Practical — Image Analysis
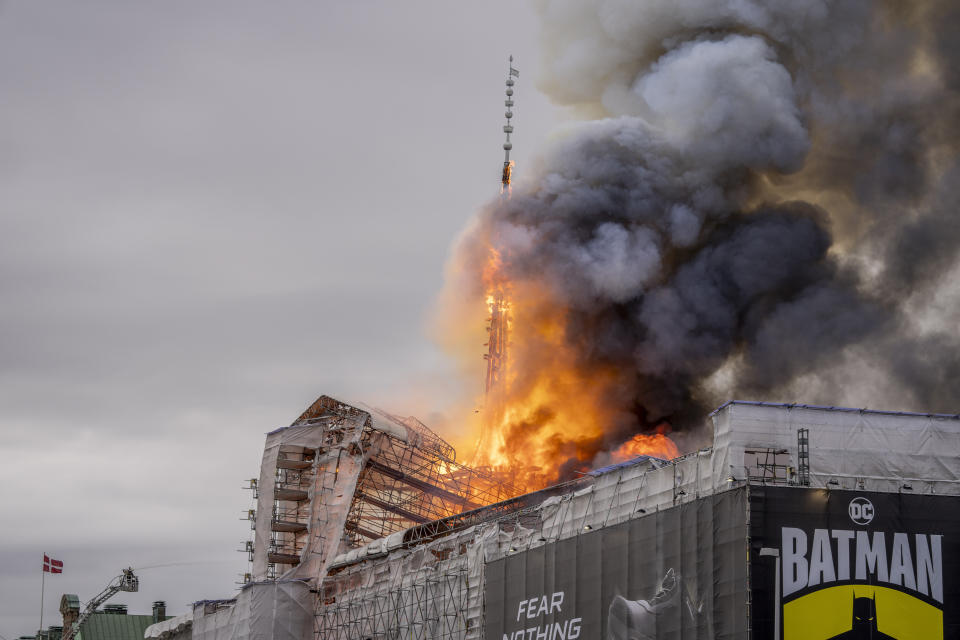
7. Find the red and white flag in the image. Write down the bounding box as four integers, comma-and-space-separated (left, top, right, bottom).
42, 554, 63, 574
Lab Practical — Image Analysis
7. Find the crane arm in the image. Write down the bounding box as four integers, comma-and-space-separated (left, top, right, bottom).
63, 569, 139, 640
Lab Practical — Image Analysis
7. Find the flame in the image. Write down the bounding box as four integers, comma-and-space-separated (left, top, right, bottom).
482, 245, 505, 289
611, 430, 680, 463
448, 240, 680, 495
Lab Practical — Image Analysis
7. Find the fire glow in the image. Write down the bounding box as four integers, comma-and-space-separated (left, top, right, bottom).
461, 242, 681, 494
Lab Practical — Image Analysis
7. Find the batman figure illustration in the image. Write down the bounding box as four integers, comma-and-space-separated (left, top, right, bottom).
827, 595, 896, 640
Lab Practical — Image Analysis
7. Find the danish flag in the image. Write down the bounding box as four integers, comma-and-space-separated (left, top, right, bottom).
43, 554, 63, 574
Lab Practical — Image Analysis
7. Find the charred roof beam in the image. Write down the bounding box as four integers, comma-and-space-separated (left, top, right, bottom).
365, 459, 479, 510
344, 521, 388, 542
354, 493, 430, 524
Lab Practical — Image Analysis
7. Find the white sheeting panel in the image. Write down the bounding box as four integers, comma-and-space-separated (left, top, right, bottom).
711, 402, 960, 494
191, 582, 312, 640
253, 416, 381, 582
191, 600, 247, 640
362, 408, 410, 443
249, 581, 313, 640
144, 611, 193, 640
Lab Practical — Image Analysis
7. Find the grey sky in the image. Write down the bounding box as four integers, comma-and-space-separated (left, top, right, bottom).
0, 2, 562, 635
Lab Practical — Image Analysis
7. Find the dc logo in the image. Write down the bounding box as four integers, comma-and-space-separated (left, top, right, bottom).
849, 497, 875, 525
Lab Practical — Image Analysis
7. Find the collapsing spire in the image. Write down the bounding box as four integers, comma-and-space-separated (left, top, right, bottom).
474, 57, 518, 468
487, 56, 518, 398
487, 56, 518, 396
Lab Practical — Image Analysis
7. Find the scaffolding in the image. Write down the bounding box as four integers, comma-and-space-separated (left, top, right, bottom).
317, 570, 473, 640
744, 447, 791, 484
251, 395, 517, 583
268, 445, 316, 573
237, 478, 258, 585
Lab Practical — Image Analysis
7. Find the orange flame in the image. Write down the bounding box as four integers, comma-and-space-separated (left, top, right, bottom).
446, 240, 680, 495
611, 430, 680, 463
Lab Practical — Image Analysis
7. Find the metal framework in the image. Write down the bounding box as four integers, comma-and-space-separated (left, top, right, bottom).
344, 428, 516, 545
744, 447, 791, 484
483, 291, 510, 397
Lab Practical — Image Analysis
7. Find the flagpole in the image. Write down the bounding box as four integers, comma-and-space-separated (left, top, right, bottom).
40, 555, 45, 634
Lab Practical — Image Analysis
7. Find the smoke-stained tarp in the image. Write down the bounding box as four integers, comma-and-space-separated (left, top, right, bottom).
484, 487, 748, 640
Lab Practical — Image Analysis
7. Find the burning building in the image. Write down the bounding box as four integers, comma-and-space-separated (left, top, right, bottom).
147, 397, 960, 640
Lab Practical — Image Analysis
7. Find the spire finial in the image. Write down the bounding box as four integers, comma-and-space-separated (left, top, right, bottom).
501, 56, 519, 194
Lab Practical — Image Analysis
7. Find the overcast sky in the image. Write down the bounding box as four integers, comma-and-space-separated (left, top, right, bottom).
0, 3, 563, 635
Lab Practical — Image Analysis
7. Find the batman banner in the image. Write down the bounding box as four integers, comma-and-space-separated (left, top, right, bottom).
750, 487, 960, 640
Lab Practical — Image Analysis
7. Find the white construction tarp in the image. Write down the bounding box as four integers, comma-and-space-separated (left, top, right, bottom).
144, 611, 193, 640
190, 581, 312, 640
253, 418, 378, 581
253, 424, 331, 579
711, 401, 960, 494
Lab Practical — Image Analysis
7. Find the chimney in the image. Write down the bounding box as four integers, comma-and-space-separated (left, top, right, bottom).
59, 594, 80, 634
152, 601, 166, 623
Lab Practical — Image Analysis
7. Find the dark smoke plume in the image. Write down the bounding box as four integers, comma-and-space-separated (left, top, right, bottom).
440, 0, 960, 479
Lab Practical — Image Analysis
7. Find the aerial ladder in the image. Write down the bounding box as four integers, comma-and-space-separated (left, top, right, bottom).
62, 568, 139, 640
